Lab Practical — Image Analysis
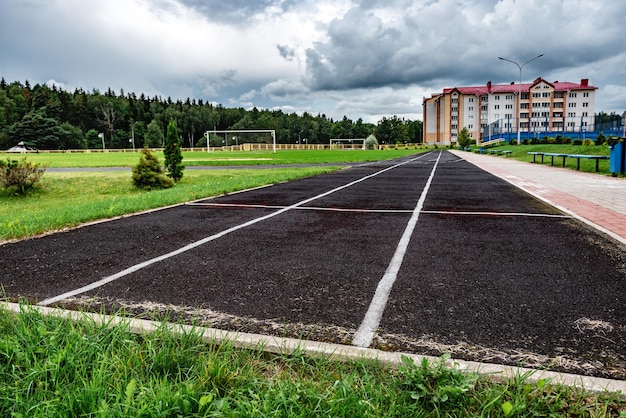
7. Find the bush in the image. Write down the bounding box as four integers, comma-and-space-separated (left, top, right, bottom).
0, 158, 46, 195
364, 134, 379, 150
563, 137, 573, 145
573, 139, 583, 145
132, 148, 174, 190
595, 133, 606, 146
583, 139, 593, 146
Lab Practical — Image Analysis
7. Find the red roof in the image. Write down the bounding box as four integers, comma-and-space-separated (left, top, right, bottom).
441, 78, 596, 95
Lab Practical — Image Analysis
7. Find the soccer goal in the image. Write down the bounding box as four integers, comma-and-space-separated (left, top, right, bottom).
203, 129, 276, 153
329, 138, 366, 150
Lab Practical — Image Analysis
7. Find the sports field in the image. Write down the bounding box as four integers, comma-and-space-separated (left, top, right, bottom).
1, 150, 625, 380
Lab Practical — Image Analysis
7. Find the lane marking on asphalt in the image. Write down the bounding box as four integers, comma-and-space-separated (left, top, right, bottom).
38, 153, 433, 307
352, 152, 442, 348
186, 202, 571, 218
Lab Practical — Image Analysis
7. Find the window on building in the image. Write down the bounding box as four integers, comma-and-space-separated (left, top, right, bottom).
568, 112, 576, 117
520, 113, 528, 118
582, 112, 588, 117
553, 102, 563, 108
554, 92, 564, 98
568, 102, 577, 108
582, 102, 589, 107
481, 105, 488, 111
553, 112, 562, 118
542, 92, 551, 98
520, 103, 529, 109
468, 106, 474, 111
521, 93, 529, 99
583, 92, 589, 97
505, 104, 513, 109
505, 95, 514, 100
541, 112, 549, 117
494, 114, 500, 119
468, 124, 474, 129
569, 92, 577, 98
568, 122, 576, 127
532, 92, 541, 98
505, 113, 512, 119
532, 102, 541, 108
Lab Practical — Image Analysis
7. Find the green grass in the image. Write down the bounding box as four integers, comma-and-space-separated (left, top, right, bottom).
0, 148, 431, 242
4, 148, 428, 168
0, 167, 340, 242
1, 305, 624, 417
474, 144, 615, 174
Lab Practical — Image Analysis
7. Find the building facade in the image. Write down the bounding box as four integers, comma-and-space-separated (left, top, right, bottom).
423, 78, 598, 145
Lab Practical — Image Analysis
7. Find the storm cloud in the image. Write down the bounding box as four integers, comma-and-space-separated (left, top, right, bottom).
1, 0, 624, 122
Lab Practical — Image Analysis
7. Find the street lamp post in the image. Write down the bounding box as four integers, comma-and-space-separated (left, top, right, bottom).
498, 54, 544, 145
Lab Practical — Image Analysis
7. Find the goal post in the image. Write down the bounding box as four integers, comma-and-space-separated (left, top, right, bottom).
203, 129, 276, 153
329, 138, 366, 150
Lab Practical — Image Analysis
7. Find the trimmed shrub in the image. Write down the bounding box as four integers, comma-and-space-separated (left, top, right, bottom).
573, 139, 583, 145
0, 158, 46, 195
595, 133, 606, 146
132, 148, 174, 190
583, 139, 593, 146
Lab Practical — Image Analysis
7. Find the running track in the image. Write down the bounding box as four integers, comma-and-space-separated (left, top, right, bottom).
1, 151, 625, 378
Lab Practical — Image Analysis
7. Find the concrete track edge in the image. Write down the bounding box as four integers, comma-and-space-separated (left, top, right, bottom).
3, 302, 624, 395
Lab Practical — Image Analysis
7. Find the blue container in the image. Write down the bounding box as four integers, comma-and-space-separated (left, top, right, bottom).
609, 140, 625, 174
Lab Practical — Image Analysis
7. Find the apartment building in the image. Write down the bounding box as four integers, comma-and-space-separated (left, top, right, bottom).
423, 78, 597, 145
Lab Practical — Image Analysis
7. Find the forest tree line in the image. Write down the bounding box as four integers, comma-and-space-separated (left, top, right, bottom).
0, 79, 423, 150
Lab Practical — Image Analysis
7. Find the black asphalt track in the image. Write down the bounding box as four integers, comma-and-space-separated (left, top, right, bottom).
1, 151, 625, 379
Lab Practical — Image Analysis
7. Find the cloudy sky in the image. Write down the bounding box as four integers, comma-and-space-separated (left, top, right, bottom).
1, 0, 625, 123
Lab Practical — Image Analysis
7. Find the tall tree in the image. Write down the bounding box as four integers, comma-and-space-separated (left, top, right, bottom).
163, 120, 184, 182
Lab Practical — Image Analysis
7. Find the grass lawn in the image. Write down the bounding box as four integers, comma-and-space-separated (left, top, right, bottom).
0, 148, 431, 242
7, 148, 429, 168
471, 144, 616, 175
1, 306, 624, 417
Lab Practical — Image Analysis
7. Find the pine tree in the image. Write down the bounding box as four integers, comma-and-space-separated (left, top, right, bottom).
164, 120, 184, 182
132, 148, 173, 189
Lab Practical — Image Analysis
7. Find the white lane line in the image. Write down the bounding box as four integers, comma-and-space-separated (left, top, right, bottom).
420, 210, 571, 218
187, 202, 571, 219
38, 153, 432, 307
352, 151, 442, 348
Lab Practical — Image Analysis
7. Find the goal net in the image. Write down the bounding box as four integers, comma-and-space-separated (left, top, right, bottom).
329, 138, 366, 150
202, 130, 276, 153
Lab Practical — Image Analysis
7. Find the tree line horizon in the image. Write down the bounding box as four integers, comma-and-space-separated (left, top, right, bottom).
0, 78, 424, 151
